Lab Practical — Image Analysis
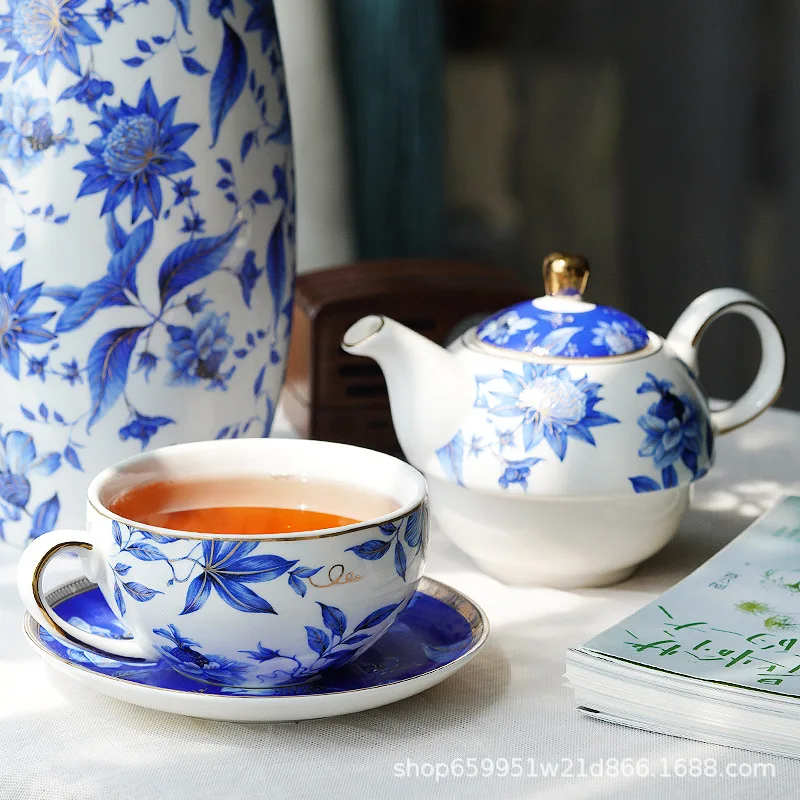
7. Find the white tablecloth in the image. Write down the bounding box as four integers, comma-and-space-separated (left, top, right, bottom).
2, 406, 800, 800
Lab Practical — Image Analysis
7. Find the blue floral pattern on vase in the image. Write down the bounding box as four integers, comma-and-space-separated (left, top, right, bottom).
0, 0, 295, 548
476, 302, 650, 357
436, 364, 619, 492
628, 373, 712, 493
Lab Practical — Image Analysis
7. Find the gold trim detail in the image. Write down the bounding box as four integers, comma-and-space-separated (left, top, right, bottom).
32, 541, 93, 641
85, 497, 427, 543
24, 575, 490, 699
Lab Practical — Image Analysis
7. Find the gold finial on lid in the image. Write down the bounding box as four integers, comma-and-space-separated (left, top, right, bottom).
543, 252, 589, 298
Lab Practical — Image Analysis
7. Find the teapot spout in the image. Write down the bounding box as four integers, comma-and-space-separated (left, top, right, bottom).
342, 316, 473, 467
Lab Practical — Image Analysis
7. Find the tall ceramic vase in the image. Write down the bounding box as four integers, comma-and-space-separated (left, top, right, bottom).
0, 0, 295, 548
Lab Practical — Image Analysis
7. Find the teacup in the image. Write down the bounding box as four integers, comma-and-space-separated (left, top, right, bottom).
18, 439, 428, 689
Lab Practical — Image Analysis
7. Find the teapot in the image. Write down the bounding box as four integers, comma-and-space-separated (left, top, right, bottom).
341, 253, 786, 588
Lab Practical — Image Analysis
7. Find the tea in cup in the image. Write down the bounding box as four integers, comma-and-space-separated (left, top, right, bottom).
18, 439, 428, 689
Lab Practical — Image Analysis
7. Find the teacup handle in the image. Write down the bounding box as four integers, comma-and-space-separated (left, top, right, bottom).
18, 529, 153, 660
666, 288, 786, 435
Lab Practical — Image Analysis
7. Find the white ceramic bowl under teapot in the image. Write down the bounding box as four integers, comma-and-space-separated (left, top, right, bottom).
341, 253, 786, 588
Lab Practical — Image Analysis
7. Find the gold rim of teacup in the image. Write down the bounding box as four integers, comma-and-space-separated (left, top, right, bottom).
85, 439, 428, 542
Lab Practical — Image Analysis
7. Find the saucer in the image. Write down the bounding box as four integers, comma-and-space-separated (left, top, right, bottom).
23, 576, 488, 722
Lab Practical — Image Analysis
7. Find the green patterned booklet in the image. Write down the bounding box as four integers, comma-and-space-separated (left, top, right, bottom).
566, 496, 800, 757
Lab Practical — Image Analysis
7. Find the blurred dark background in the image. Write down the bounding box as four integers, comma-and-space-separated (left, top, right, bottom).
324, 0, 797, 407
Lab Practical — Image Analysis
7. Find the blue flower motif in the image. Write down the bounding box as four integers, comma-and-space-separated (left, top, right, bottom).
499, 465, 530, 490
244, 0, 277, 53
489, 363, 619, 460
26, 354, 47, 381
591, 320, 634, 355
0, 87, 76, 172
180, 541, 298, 615
153, 625, 250, 687
184, 290, 211, 316
75, 79, 198, 222
0, 429, 60, 515
60, 357, 82, 385
133, 351, 157, 381
180, 211, 205, 233
0, 0, 101, 83
119, 411, 174, 449
59, 72, 114, 111
634, 372, 703, 487
167, 312, 234, 389
172, 177, 198, 205
94, 0, 121, 28
0, 263, 55, 379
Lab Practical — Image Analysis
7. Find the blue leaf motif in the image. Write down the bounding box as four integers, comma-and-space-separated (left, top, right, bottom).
266, 211, 285, 322
252, 189, 270, 205
342, 633, 370, 646
629, 475, 661, 494
0, 64, 9, 81
56, 278, 129, 333
181, 573, 212, 615
305, 626, 330, 655
317, 602, 347, 638
64, 445, 83, 471
207, 578, 276, 613
136, 38, 152, 53
168, 0, 190, 32
123, 57, 144, 67
346, 540, 391, 560
20, 405, 35, 421
539, 327, 581, 356
30, 494, 59, 539
218, 158, 232, 173
394, 540, 407, 579
182, 56, 208, 75
113, 562, 131, 576
86, 327, 147, 430
138, 530, 179, 544
120, 581, 162, 602
38, 403, 47, 420
240, 131, 254, 161
662, 465, 678, 489
125, 541, 169, 561
436, 431, 465, 487
253, 365, 265, 397
114, 583, 125, 616
158, 226, 240, 307
112, 520, 123, 546
353, 603, 401, 633
10, 232, 25, 252
209, 20, 248, 148
293, 566, 321, 579
288, 573, 306, 597
42, 285, 81, 306
105, 213, 128, 253
107, 218, 154, 295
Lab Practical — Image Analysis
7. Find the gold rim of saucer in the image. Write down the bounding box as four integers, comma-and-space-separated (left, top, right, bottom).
23, 575, 489, 698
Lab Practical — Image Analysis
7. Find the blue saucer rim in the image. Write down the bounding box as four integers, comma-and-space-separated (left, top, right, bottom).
24, 575, 490, 700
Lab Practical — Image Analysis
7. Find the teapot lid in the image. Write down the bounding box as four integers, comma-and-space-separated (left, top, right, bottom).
475, 253, 650, 358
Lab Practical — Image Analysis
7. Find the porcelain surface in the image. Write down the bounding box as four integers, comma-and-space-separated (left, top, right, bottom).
24, 575, 488, 722
476, 299, 650, 358
342, 256, 786, 587
17, 438, 429, 687
0, 0, 295, 549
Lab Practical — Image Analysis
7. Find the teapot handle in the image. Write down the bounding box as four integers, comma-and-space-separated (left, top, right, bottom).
666, 288, 785, 435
